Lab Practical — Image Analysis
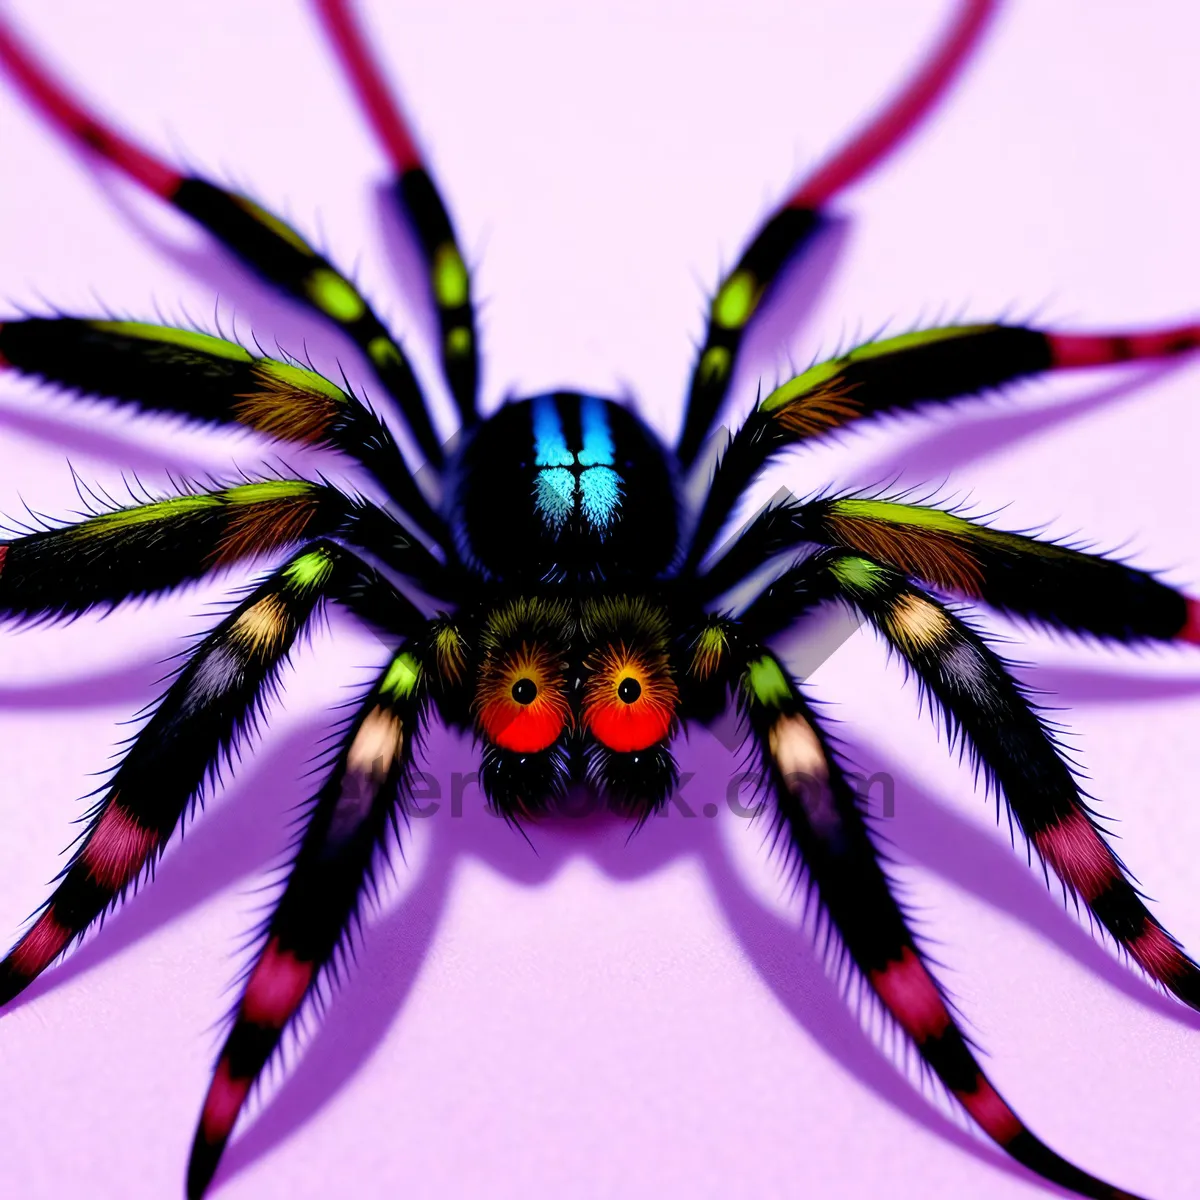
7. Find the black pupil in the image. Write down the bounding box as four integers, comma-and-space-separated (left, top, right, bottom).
617, 677, 642, 704
511, 678, 538, 705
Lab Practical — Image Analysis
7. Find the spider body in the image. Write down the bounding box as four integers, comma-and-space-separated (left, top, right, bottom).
452, 391, 679, 582
447, 391, 685, 815
0, 3, 1199, 1199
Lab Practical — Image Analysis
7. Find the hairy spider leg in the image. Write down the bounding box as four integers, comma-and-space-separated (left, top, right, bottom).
315, 0, 480, 430
186, 643, 428, 1199
0, 319, 448, 545
744, 551, 1200, 1009
0, 15, 448, 467
675, 0, 997, 467
702, 492, 1200, 644
0, 543, 419, 1005
740, 650, 1144, 1200
684, 320, 1200, 573
0, 478, 448, 623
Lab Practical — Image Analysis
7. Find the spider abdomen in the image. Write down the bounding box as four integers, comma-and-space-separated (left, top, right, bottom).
450, 392, 680, 582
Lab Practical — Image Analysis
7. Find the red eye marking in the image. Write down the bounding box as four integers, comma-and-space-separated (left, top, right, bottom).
477, 644, 570, 753
584, 645, 677, 753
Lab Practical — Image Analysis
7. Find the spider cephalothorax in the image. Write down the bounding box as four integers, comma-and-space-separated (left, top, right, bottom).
453, 393, 680, 581
0, 2, 1197, 1198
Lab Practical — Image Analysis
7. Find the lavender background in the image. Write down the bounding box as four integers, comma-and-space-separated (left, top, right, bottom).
0, 1, 1198, 1197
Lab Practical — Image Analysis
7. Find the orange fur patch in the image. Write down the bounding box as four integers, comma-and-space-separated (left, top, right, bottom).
772, 380, 863, 439
434, 623, 468, 684
346, 707, 405, 779
232, 365, 341, 443
583, 642, 677, 752
477, 641, 572, 752
884, 593, 954, 652
828, 515, 984, 596
214, 497, 319, 566
229, 595, 291, 658
688, 626, 727, 682
768, 713, 829, 787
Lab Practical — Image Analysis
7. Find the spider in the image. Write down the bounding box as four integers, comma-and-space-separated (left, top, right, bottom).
0, 1, 1197, 1197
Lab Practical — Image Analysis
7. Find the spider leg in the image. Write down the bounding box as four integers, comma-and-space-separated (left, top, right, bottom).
743, 550, 1200, 1008
739, 648, 1145, 1200
676, 0, 996, 466
315, 0, 479, 429
0, 317, 448, 545
0, 540, 419, 1005
684, 319, 1200, 572
0, 15, 447, 466
0, 478, 449, 623
701, 492, 1200, 644
185, 642, 427, 1198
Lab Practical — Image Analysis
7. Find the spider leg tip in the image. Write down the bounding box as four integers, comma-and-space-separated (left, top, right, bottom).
1048, 322, 1200, 369
0, 966, 27, 1009
184, 1142, 220, 1200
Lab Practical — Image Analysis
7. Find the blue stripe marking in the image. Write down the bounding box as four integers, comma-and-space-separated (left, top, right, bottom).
531, 394, 623, 535
578, 395, 615, 466
532, 395, 573, 467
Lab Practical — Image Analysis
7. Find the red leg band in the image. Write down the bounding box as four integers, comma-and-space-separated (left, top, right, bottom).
789, 0, 997, 209
1048, 324, 1200, 368
313, 0, 423, 173
0, 17, 181, 198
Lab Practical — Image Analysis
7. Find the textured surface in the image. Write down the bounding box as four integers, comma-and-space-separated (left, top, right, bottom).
0, 1, 1198, 1197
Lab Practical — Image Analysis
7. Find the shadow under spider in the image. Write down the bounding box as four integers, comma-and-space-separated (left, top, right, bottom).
4, 703, 1197, 1195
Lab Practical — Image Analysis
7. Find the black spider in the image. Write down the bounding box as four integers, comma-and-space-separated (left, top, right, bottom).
0, 2, 1196, 1198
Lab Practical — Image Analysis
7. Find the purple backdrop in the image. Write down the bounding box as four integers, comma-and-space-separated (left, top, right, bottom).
0, 1, 1198, 1197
